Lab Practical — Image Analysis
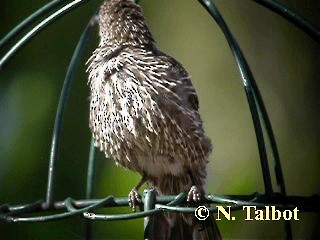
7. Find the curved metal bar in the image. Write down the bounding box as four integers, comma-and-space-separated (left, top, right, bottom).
253, 0, 320, 42
251, 79, 286, 194
0, 0, 65, 48
198, 1, 293, 237
249, 0, 320, 203
1, 193, 319, 222
198, 0, 273, 194
45, 15, 95, 208
0, 0, 91, 69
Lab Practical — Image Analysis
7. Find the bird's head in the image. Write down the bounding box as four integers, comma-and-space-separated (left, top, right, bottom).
99, 0, 154, 47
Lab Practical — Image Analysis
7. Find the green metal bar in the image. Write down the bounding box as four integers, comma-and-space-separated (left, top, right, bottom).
3, 193, 316, 213
82, 193, 186, 222
156, 204, 202, 213
0, 0, 66, 48
82, 192, 186, 222
0, 200, 43, 215
143, 189, 157, 240
251, 79, 287, 193
253, 0, 320, 42
1, 193, 319, 222
65, 198, 78, 212
0, 0, 91, 69
86, 139, 96, 200
1, 196, 116, 223
85, 139, 97, 240
45, 14, 94, 208
249, 0, 320, 223
198, 0, 273, 194
83, 209, 161, 221
198, 1, 294, 237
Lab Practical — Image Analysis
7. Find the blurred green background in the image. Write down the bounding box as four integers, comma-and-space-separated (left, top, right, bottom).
0, 0, 319, 239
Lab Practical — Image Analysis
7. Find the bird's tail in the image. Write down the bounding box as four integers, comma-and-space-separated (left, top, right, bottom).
195, 215, 222, 240
148, 208, 221, 240
148, 175, 222, 240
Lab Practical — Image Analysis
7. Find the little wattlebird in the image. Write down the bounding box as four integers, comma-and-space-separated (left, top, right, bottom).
87, 0, 221, 239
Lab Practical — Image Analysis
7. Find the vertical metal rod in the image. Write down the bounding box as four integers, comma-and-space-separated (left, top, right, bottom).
86, 139, 96, 200
85, 139, 96, 240
144, 189, 156, 240
45, 16, 94, 208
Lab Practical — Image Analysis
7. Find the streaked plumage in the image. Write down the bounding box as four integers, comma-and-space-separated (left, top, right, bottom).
87, 0, 221, 239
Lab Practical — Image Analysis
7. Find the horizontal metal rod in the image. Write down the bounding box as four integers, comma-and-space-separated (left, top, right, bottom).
0, 193, 319, 223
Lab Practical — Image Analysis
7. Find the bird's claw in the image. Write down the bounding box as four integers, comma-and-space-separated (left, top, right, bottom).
187, 185, 202, 202
129, 188, 141, 212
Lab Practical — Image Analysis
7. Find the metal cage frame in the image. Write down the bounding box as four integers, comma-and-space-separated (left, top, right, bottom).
0, 0, 319, 239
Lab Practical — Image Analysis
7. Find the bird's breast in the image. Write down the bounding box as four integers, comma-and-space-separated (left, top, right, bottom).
89, 71, 169, 169
88, 50, 209, 177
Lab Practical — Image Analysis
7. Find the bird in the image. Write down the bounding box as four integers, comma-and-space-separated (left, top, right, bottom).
87, 0, 221, 239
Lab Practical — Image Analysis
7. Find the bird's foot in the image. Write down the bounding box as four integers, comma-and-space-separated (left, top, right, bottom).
187, 185, 202, 202
128, 188, 141, 212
